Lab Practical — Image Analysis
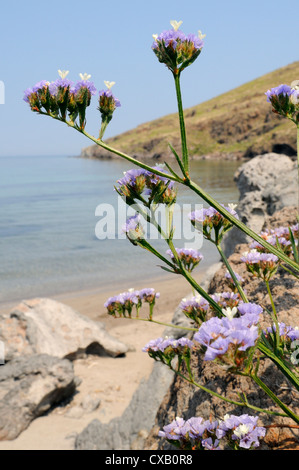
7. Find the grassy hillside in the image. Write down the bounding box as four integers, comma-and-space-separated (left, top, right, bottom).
81, 62, 299, 161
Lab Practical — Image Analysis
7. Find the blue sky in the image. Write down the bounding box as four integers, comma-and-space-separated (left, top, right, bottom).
0, 0, 298, 157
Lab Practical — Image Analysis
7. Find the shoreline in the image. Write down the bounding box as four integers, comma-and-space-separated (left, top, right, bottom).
0, 269, 206, 322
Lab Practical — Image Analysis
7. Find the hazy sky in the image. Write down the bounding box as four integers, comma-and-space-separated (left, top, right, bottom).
0, 0, 298, 157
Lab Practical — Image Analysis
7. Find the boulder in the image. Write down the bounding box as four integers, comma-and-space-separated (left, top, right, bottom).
75, 362, 174, 450
0, 354, 77, 440
224, 153, 298, 256
0, 298, 129, 361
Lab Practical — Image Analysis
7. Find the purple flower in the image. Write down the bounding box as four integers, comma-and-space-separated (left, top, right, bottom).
188, 205, 238, 244
179, 296, 209, 322
201, 437, 221, 450
73, 79, 97, 95
122, 214, 145, 243
158, 417, 190, 440
99, 89, 121, 107
225, 271, 244, 284
152, 22, 204, 73
23, 87, 34, 103
142, 337, 164, 352
166, 247, 203, 272
265, 84, 293, 102
32, 80, 49, 92
139, 287, 160, 303
237, 302, 263, 317
194, 314, 259, 364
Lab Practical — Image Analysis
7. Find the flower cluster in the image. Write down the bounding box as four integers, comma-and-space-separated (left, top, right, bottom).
210, 291, 241, 313
250, 225, 298, 258
24, 71, 120, 132
152, 20, 205, 74
217, 414, 266, 449
142, 336, 194, 371
98, 82, 121, 139
179, 295, 210, 324
104, 287, 160, 318
193, 313, 260, 369
241, 249, 279, 281
116, 165, 176, 206
166, 247, 203, 272
24, 71, 98, 129
266, 81, 299, 124
188, 204, 239, 244
122, 214, 145, 245
224, 270, 245, 292
158, 413, 265, 450
264, 322, 299, 364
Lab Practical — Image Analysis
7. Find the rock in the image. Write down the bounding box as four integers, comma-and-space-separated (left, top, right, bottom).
65, 393, 101, 419
0, 298, 129, 361
223, 153, 298, 256
145, 207, 299, 451
0, 354, 77, 440
75, 361, 174, 450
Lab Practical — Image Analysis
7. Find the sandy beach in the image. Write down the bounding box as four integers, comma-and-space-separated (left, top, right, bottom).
0, 272, 203, 450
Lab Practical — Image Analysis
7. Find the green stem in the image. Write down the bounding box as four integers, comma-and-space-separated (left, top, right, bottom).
174, 370, 289, 419
250, 374, 299, 424
258, 341, 299, 391
216, 244, 248, 303
125, 316, 197, 332
265, 280, 280, 349
173, 72, 189, 173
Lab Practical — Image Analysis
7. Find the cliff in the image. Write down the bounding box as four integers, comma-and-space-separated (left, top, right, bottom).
81, 61, 299, 161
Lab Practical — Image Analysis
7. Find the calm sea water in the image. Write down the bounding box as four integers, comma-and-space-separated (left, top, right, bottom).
0, 155, 241, 304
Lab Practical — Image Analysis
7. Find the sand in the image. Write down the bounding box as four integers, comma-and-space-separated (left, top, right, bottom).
0, 273, 202, 450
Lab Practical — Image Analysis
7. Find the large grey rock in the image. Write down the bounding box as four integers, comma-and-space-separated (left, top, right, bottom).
224, 153, 298, 256
0, 298, 129, 361
0, 354, 77, 440
75, 361, 174, 450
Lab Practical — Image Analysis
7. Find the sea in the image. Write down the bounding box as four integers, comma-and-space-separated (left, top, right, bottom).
0, 154, 241, 305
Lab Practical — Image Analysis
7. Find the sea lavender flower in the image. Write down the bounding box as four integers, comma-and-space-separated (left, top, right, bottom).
139, 287, 160, 319
201, 437, 221, 450
116, 168, 149, 199
158, 417, 190, 442
116, 165, 176, 205
166, 247, 204, 272
179, 295, 209, 324
188, 204, 239, 244
152, 20, 204, 74
210, 291, 241, 312
241, 250, 279, 281
122, 214, 145, 245
266, 83, 299, 123
217, 414, 266, 449
194, 314, 259, 369
71, 75, 96, 129
24, 80, 54, 113
98, 83, 121, 139
143, 336, 194, 372
224, 270, 245, 292
146, 165, 177, 205
237, 302, 263, 315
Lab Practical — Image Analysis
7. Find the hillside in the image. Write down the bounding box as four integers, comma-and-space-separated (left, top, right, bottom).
81, 62, 299, 161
